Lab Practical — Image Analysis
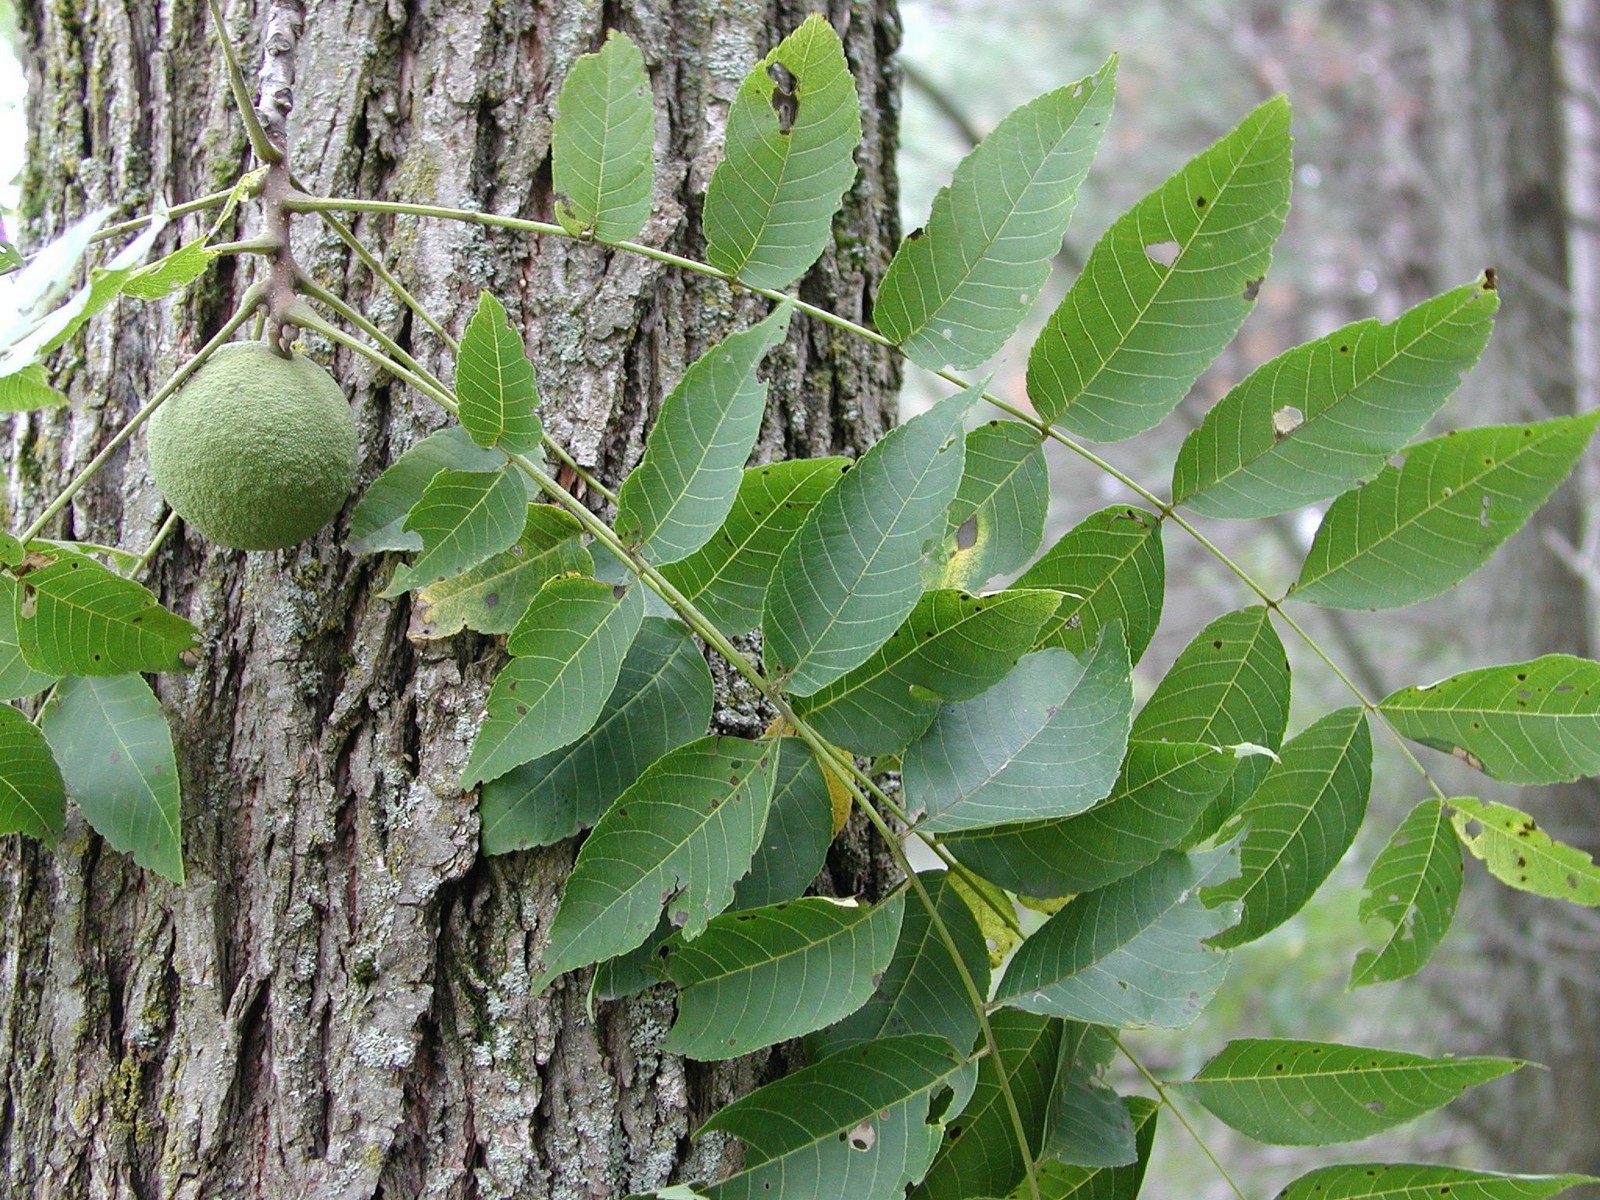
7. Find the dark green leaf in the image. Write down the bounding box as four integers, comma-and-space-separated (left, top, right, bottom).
906, 631, 1132, 834
382, 466, 528, 596
0, 575, 58, 699
460, 577, 646, 786
703, 14, 862, 290
1044, 1023, 1135, 1167
479, 618, 712, 852
1208, 707, 1372, 948
1351, 799, 1463, 988
455, 292, 543, 455
1293, 412, 1600, 609
765, 387, 972, 695
412, 505, 587, 638
1379, 655, 1600, 785
940, 421, 1051, 590
733, 738, 835, 909
349, 426, 509, 555
616, 305, 791, 564
874, 58, 1116, 370
1028, 97, 1292, 441
995, 845, 1243, 1028
551, 29, 655, 242
1450, 796, 1600, 905
40, 673, 183, 881
1013, 1097, 1157, 1200
1018, 505, 1164, 665
0, 704, 66, 841
1170, 1039, 1521, 1146
1173, 278, 1499, 518
538, 735, 779, 982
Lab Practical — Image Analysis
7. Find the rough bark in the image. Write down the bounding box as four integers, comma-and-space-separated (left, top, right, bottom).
0, 2, 902, 1197
1419, 1, 1600, 1186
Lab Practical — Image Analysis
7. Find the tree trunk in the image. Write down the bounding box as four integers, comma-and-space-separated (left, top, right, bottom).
1420, 0, 1600, 1185
0, 2, 902, 1197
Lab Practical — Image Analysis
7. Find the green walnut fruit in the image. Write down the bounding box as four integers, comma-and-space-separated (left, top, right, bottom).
147, 341, 357, 551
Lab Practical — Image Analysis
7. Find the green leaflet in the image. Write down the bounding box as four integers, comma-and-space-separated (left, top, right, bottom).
658, 456, 848, 635
1450, 796, 1600, 906
700, 1034, 970, 1200
911, 1009, 1059, 1200
1351, 799, 1464, 988
0, 364, 68, 411
1173, 278, 1499, 518
942, 740, 1235, 897
1134, 606, 1291, 845
764, 386, 972, 696
348, 426, 509, 555
455, 292, 543, 455
1379, 655, 1600, 785
905, 631, 1132, 835
121, 237, 214, 300
995, 844, 1243, 1029
1018, 505, 1164, 665
1044, 1023, 1135, 1167
732, 738, 835, 909
616, 305, 792, 564
661, 893, 904, 1060
1027, 97, 1292, 441
703, 14, 861, 290
0, 704, 66, 842
40, 673, 184, 881
382, 465, 528, 597
1014, 1097, 1157, 1200
939, 420, 1050, 590
1274, 1165, 1597, 1200
809, 869, 991, 1061
874, 58, 1116, 371
551, 29, 655, 242
1208, 707, 1372, 948
459, 577, 646, 786
794, 587, 1061, 758
412, 505, 588, 638
478, 617, 712, 853
1170, 1039, 1521, 1146
0, 575, 58, 699
14, 545, 200, 676
538, 735, 779, 983
1291, 412, 1600, 609
0, 534, 22, 565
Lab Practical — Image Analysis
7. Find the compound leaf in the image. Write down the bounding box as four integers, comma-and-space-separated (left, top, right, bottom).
1351, 799, 1464, 988
1174, 278, 1499, 518
874, 58, 1116, 370
1028, 97, 1292, 441
552, 28, 655, 242
703, 14, 861, 290
39, 672, 183, 881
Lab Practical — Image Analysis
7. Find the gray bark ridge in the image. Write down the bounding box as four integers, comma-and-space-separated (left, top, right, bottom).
1, 2, 901, 1197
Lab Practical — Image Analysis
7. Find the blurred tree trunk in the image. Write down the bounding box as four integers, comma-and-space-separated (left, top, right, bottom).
0, 2, 902, 1197
1420, 0, 1600, 1184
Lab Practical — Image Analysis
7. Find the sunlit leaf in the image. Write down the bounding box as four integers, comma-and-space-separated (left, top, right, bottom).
121, 238, 214, 300
348, 426, 509, 555
0, 575, 58, 700
1028, 97, 1292, 441
381, 465, 527, 596
1379, 655, 1600, 785
1208, 707, 1371, 948
538, 735, 779, 983
995, 844, 1243, 1028
616, 305, 791, 564
795, 587, 1061, 757
455, 291, 543, 455
658, 456, 848, 635
1173, 278, 1498, 518
1172, 1039, 1520, 1146
661, 893, 904, 1060
40, 673, 183, 881
874, 58, 1116, 370
1273, 1164, 1597, 1200
0, 704, 66, 841
1351, 799, 1463, 988
906, 631, 1132, 835
479, 617, 712, 852
0, 364, 68, 411
940, 420, 1050, 590
1017, 505, 1164, 664
703, 14, 861, 290
460, 578, 646, 786
1450, 796, 1600, 906
15, 545, 199, 676
552, 29, 655, 242
765, 387, 972, 695
1292, 413, 1600, 609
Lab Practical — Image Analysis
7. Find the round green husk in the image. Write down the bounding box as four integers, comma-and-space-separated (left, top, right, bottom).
147, 341, 357, 551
